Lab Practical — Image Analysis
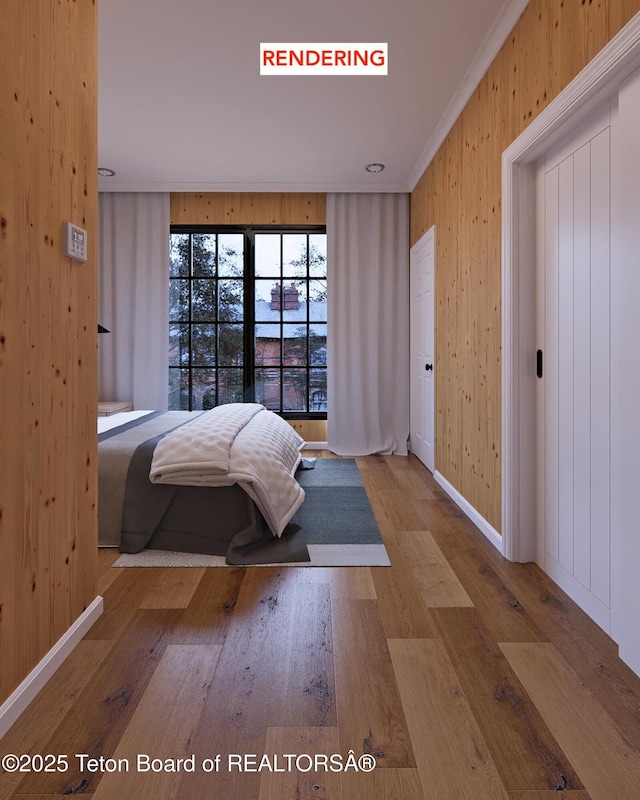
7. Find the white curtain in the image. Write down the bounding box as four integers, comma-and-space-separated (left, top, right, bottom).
98, 192, 170, 409
327, 193, 410, 455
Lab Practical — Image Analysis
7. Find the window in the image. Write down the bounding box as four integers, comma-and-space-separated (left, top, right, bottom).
169, 226, 327, 417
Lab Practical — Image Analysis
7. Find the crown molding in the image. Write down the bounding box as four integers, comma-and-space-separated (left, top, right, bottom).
407, 0, 530, 191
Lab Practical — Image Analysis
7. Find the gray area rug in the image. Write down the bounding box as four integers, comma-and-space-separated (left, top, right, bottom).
113, 458, 389, 567
293, 459, 383, 545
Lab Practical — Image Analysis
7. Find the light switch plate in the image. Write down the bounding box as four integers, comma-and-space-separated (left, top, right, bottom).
64, 222, 87, 262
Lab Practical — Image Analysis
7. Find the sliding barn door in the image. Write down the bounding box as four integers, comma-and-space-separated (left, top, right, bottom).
535, 103, 611, 632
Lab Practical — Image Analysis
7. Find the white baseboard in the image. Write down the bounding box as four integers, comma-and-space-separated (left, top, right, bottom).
0, 595, 104, 740
433, 471, 503, 554
303, 441, 329, 450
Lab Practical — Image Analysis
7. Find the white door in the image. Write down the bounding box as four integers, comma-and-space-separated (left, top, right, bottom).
610, 67, 640, 675
535, 103, 611, 632
410, 226, 435, 472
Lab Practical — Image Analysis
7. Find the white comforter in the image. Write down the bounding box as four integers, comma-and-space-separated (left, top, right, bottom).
149, 403, 305, 536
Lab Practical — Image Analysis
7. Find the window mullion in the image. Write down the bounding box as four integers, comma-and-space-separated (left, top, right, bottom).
306, 233, 310, 412
244, 229, 255, 403
214, 233, 219, 407
280, 233, 284, 414
188, 233, 194, 411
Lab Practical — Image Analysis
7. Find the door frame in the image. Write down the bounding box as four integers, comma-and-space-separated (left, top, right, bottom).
501, 12, 640, 563
409, 225, 436, 472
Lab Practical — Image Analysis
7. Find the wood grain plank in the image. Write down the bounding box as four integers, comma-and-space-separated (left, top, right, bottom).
526, 608, 640, 753
84, 568, 162, 640
168, 566, 246, 644
339, 769, 424, 800
410, 495, 481, 548
370, 545, 438, 638
301, 449, 339, 459
356, 457, 403, 492
258, 726, 342, 800
287, 419, 327, 442
443, 547, 548, 642
97, 548, 123, 595
424, 518, 589, 636
290, 565, 377, 599
91, 644, 221, 800
174, 569, 335, 799
370, 492, 429, 545
508, 791, 592, 800
501, 641, 640, 800
488, 560, 580, 617
416, 501, 557, 643
388, 638, 509, 800
431, 608, 582, 791
328, 567, 377, 600
381, 453, 418, 470
0, 640, 112, 800
263, 734, 424, 800
16, 610, 183, 795
331, 598, 416, 768
170, 192, 326, 226
398, 530, 474, 607
139, 567, 206, 609
364, 494, 401, 546
383, 454, 442, 499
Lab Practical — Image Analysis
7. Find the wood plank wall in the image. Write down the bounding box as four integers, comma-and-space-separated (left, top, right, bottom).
170, 193, 328, 443
410, 0, 640, 532
0, 1, 98, 704
170, 193, 326, 226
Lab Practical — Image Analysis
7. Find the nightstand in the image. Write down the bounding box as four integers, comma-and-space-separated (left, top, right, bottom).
98, 401, 133, 416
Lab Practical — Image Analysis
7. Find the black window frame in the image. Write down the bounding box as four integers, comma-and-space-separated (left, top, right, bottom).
169, 224, 327, 420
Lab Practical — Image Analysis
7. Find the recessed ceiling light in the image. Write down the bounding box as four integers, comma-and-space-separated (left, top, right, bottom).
98, 167, 116, 177
365, 163, 385, 173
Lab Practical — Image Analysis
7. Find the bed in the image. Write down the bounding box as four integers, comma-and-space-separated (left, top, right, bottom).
98, 404, 310, 564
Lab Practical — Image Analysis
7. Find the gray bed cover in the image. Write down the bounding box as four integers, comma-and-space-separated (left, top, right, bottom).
98, 411, 309, 565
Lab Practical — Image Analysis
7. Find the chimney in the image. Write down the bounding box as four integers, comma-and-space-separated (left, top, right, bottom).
270, 282, 281, 310
283, 282, 300, 310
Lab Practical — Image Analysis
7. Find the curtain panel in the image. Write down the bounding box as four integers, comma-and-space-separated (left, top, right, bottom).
326, 193, 410, 455
98, 192, 170, 409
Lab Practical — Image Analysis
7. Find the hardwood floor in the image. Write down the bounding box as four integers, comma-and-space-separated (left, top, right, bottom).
2, 453, 640, 799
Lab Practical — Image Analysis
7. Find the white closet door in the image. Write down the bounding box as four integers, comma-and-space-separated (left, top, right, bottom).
536, 104, 611, 632
610, 67, 640, 675
410, 226, 435, 472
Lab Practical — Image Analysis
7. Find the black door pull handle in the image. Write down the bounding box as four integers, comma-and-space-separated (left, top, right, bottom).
536, 349, 543, 378
425, 363, 433, 371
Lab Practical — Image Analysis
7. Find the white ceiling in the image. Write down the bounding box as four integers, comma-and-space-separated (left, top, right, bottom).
97, 0, 527, 193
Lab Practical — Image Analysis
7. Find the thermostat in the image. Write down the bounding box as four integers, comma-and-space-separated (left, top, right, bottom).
64, 222, 88, 262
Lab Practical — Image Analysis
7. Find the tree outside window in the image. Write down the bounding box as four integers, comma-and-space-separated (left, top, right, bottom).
169, 227, 326, 416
